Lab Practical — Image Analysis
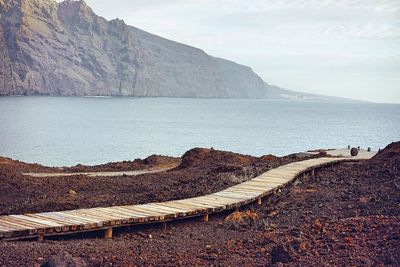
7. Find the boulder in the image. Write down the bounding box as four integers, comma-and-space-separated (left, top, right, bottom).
350, 147, 359, 156
270, 245, 291, 264
41, 251, 87, 267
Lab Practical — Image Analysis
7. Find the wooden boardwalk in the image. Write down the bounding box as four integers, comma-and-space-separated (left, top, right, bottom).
0, 152, 374, 241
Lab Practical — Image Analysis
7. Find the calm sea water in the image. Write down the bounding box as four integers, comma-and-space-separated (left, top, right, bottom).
0, 96, 399, 166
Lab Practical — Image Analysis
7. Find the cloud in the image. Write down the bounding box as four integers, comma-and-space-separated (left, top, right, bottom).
78, 0, 400, 102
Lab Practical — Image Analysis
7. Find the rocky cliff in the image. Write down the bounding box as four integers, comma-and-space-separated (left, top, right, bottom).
0, 0, 270, 97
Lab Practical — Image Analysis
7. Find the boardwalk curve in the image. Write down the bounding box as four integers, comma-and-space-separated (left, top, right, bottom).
0, 151, 374, 241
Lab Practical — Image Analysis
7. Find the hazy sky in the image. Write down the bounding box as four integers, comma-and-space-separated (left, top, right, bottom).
80, 0, 400, 103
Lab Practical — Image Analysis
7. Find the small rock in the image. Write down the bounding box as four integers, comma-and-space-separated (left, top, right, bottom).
68, 189, 77, 195
299, 242, 309, 251
314, 219, 323, 232
350, 147, 359, 156
318, 151, 328, 156
268, 210, 279, 217
137, 232, 146, 238
271, 245, 291, 264
148, 234, 153, 239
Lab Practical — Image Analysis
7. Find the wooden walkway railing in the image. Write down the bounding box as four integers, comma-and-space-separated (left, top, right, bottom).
0, 154, 372, 241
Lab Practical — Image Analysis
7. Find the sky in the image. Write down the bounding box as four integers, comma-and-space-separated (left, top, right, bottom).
80, 0, 399, 103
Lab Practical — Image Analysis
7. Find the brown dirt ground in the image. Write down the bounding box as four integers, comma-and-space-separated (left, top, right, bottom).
0, 148, 312, 215
0, 143, 399, 266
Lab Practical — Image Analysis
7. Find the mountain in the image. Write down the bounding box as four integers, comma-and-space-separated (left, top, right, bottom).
0, 0, 354, 100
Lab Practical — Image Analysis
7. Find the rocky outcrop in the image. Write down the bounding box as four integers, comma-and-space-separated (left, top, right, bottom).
0, 0, 268, 97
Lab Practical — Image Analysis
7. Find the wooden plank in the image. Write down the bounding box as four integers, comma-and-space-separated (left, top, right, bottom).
40, 212, 94, 225
131, 205, 180, 218
169, 200, 211, 210
155, 203, 199, 215
103, 207, 148, 219
113, 207, 158, 222
244, 179, 287, 185
181, 201, 225, 212
145, 203, 190, 213
68, 210, 120, 225
0, 224, 16, 232
214, 191, 259, 200
89, 208, 136, 223
32, 213, 91, 231
57, 211, 105, 227
95, 207, 150, 224
232, 184, 273, 192
121, 206, 165, 221
114, 207, 155, 218
34, 213, 80, 226
224, 188, 264, 194
135, 205, 178, 215
224, 190, 263, 198
251, 175, 290, 180
187, 196, 231, 207
267, 170, 298, 175
211, 192, 252, 201
0, 219, 35, 231
71, 209, 123, 223
159, 202, 205, 211
144, 204, 193, 217
257, 180, 290, 186
177, 200, 220, 209
200, 195, 242, 204
228, 187, 266, 194
120, 206, 165, 217
1, 216, 45, 229
14, 215, 63, 227
207, 194, 248, 203
235, 182, 273, 188
241, 183, 282, 191
186, 197, 228, 208
22, 214, 73, 227
257, 175, 295, 180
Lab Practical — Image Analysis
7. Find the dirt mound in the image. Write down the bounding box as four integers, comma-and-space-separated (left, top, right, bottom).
0, 156, 54, 174
259, 154, 279, 162
144, 155, 179, 166
178, 148, 256, 169
0, 155, 180, 174
67, 155, 180, 172
372, 141, 400, 162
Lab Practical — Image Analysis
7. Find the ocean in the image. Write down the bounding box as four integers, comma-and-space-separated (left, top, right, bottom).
0, 96, 399, 166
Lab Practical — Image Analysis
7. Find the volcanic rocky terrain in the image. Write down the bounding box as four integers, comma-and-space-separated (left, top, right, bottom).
0, 143, 399, 266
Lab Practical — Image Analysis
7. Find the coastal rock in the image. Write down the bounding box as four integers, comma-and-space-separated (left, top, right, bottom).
351, 147, 359, 156
372, 142, 400, 162
0, 0, 354, 101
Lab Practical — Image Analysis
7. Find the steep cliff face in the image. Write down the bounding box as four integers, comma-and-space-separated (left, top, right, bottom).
0, 0, 267, 97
